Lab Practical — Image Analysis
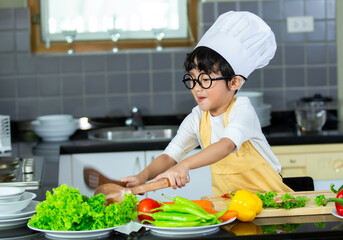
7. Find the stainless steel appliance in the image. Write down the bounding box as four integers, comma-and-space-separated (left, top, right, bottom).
0, 156, 43, 190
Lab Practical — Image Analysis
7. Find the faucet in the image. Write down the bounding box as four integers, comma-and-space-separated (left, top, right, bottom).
125, 106, 144, 130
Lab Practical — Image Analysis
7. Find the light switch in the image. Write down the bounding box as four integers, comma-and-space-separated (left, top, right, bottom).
287, 16, 314, 33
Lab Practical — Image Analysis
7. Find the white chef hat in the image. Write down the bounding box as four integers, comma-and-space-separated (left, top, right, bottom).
196, 11, 276, 79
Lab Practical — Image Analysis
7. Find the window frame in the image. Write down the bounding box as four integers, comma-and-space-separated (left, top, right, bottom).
27, 0, 199, 53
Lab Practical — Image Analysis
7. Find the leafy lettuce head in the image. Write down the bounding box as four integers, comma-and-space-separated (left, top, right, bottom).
28, 184, 138, 231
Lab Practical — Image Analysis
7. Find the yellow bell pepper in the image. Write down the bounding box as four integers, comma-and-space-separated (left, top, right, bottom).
251, 192, 263, 214
228, 190, 263, 222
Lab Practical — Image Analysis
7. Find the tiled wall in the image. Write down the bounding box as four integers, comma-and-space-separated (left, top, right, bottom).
200, 0, 337, 112
0, 0, 337, 121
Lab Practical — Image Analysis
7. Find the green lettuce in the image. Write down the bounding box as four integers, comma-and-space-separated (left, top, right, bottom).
28, 184, 138, 231
256, 191, 310, 210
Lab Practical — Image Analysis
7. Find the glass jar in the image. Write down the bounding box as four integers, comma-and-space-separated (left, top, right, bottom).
295, 94, 332, 133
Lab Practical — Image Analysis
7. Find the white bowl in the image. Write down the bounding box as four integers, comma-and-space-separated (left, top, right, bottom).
0, 187, 25, 203
37, 114, 73, 126
31, 119, 78, 130
32, 120, 78, 142
0, 192, 36, 215
32, 120, 78, 133
32, 119, 75, 129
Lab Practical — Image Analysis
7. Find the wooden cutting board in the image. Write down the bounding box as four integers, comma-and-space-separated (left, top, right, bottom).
252, 214, 341, 225
202, 191, 336, 218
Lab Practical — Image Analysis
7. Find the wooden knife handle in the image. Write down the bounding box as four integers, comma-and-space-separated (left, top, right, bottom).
131, 178, 171, 195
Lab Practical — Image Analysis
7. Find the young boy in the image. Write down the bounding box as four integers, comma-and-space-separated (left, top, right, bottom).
121, 11, 292, 195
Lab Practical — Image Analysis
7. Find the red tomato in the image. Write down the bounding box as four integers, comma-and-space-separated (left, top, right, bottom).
137, 198, 161, 221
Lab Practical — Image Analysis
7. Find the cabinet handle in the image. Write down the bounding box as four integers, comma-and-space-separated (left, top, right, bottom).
290, 159, 296, 163
134, 157, 143, 173
333, 160, 343, 172
136, 157, 140, 166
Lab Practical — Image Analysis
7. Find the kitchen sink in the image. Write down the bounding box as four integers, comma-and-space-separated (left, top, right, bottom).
88, 125, 178, 142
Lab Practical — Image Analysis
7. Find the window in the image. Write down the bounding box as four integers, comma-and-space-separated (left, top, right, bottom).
28, 0, 198, 53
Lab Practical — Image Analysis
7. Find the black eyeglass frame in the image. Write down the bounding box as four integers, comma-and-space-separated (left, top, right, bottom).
182, 73, 246, 90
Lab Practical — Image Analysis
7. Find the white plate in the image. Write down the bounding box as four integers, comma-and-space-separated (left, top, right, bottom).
135, 217, 236, 236
0, 200, 39, 220
331, 208, 343, 219
0, 186, 25, 202
27, 225, 122, 239
0, 192, 36, 215
0, 215, 33, 228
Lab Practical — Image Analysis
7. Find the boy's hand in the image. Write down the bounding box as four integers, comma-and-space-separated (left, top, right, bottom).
153, 163, 190, 189
120, 175, 146, 188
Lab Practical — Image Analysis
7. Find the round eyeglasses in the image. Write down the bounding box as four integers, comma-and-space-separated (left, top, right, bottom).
182, 73, 234, 90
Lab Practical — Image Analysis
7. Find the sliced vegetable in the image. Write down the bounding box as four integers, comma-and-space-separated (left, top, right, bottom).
256, 191, 309, 210
221, 191, 234, 199
314, 195, 326, 206
256, 191, 278, 208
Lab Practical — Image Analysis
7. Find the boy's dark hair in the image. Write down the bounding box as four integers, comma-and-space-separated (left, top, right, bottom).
184, 46, 236, 80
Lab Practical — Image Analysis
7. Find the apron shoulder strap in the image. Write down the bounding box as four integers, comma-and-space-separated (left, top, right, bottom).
200, 97, 237, 148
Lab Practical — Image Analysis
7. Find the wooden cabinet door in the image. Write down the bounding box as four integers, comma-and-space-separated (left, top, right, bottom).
276, 154, 308, 177
272, 146, 308, 177
306, 152, 343, 180
271, 144, 343, 191
69, 151, 145, 197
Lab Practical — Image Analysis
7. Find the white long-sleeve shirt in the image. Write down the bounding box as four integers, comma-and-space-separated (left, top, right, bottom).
163, 96, 281, 173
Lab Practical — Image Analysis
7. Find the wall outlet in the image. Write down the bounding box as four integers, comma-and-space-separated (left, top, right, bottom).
287, 16, 314, 33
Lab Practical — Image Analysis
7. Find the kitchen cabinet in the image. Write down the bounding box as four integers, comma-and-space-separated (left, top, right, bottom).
58, 149, 213, 200
271, 143, 343, 190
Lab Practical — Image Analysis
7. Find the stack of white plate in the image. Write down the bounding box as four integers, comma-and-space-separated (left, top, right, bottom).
31, 114, 79, 142
0, 187, 38, 228
236, 91, 271, 127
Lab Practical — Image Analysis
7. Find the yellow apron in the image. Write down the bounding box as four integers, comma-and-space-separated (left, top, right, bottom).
199, 98, 293, 195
